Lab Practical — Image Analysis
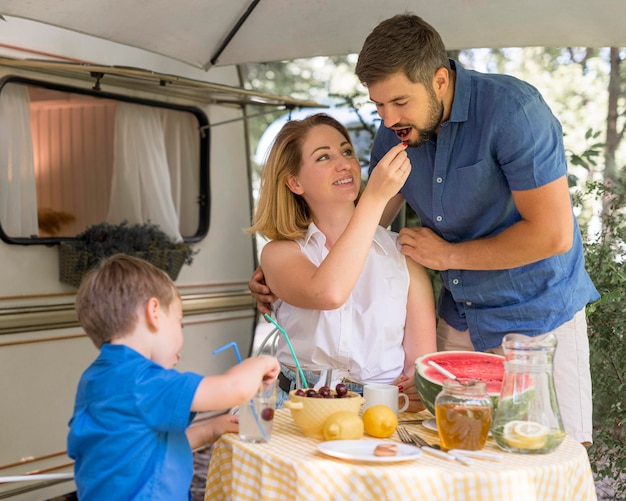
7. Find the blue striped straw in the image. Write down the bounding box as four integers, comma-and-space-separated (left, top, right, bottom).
212, 341, 269, 441
263, 314, 308, 389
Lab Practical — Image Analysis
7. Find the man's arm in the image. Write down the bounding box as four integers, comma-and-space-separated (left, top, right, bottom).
248, 265, 276, 316
398, 175, 574, 271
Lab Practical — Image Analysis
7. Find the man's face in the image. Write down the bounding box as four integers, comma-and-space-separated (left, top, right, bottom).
368, 72, 444, 148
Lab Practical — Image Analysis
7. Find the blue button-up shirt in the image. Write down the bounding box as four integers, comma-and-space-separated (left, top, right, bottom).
370, 60, 598, 351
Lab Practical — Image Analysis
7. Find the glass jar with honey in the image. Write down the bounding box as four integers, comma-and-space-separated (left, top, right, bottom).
435, 378, 493, 451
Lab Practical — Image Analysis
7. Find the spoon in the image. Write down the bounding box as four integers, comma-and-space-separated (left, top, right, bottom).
428, 360, 458, 380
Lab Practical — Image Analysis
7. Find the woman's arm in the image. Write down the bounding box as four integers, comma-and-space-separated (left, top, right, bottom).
394, 257, 437, 412
402, 257, 437, 376
261, 143, 410, 310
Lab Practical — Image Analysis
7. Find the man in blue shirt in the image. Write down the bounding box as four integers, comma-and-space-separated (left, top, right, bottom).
355, 13, 599, 444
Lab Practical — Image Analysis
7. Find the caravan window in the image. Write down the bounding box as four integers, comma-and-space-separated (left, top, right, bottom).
0, 77, 209, 244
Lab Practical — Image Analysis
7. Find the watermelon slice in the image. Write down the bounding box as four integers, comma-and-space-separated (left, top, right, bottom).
414, 351, 505, 415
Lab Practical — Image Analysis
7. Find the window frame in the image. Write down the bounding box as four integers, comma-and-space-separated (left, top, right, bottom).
0, 75, 210, 246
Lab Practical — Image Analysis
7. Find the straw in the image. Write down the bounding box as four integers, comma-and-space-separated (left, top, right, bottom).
212, 341, 269, 441
212, 341, 242, 363
263, 313, 308, 389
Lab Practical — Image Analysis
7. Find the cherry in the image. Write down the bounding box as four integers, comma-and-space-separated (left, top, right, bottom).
305, 389, 318, 398
335, 383, 348, 397
294, 389, 306, 396
261, 408, 274, 421
318, 386, 331, 398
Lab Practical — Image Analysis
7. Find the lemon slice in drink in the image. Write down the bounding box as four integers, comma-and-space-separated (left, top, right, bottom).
503, 420, 549, 450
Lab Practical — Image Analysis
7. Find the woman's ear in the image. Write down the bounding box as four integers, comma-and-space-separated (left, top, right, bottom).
286, 175, 304, 195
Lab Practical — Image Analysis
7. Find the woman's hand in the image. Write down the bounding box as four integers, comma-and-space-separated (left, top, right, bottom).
363, 142, 411, 203
392, 373, 425, 413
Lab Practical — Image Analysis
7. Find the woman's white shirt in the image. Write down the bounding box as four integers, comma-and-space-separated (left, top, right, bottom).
274, 223, 409, 384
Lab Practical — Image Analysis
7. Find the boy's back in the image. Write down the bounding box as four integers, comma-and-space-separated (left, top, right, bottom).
68, 344, 203, 500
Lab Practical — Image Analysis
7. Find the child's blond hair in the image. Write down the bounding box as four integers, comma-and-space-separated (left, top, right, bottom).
75, 254, 180, 348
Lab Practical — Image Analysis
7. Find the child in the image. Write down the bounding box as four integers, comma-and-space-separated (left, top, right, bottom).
67, 254, 279, 500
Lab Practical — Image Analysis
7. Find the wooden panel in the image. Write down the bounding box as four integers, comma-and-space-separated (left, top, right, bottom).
30, 98, 115, 236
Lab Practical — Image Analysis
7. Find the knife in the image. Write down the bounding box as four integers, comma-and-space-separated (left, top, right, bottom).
447, 449, 503, 461
421, 446, 474, 466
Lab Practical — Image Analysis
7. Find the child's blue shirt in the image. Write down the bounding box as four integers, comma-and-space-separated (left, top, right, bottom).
68, 344, 203, 500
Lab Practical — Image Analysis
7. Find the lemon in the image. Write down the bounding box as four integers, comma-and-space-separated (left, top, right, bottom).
362, 405, 398, 438
322, 411, 364, 440
503, 420, 549, 450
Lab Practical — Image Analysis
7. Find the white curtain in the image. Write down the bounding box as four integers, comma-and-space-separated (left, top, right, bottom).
106, 103, 182, 241
161, 109, 200, 237
0, 83, 38, 237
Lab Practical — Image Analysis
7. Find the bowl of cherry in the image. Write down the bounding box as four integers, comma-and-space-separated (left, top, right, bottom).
283, 383, 364, 438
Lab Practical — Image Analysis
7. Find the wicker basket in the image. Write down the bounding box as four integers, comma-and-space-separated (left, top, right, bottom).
59, 243, 189, 288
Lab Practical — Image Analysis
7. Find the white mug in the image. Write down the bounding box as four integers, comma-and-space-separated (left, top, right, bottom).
363, 384, 410, 415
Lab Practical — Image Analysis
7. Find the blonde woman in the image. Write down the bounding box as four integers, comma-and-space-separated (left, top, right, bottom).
248, 114, 436, 410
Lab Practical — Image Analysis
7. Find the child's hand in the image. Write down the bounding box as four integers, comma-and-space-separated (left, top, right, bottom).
186, 413, 239, 449
259, 355, 281, 382
210, 413, 239, 439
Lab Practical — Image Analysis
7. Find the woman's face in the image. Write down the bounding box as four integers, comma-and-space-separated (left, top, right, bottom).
289, 124, 361, 208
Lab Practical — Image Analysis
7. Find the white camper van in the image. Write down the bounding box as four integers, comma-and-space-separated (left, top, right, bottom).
0, 2, 624, 499
0, 13, 322, 501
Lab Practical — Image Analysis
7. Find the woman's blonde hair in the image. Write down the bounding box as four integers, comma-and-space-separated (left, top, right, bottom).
247, 113, 356, 241
75, 254, 180, 348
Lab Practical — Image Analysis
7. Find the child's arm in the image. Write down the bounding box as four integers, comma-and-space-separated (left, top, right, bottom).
190, 355, 280, 412
186, 413, 238, 449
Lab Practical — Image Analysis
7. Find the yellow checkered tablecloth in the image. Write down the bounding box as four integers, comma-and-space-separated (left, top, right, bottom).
205, 409, 596, 501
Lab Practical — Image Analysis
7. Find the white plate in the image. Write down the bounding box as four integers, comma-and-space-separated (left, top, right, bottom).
317, 440, 422, 463
422, 418, 438, 432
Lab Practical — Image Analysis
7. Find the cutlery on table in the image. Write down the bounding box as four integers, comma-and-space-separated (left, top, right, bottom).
396, 427, 473, 466
447, 449, 503, 461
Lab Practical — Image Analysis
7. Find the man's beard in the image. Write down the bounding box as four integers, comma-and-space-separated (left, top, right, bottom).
408, 97, 444, 148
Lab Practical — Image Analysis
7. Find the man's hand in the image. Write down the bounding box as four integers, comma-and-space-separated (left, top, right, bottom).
248, 266, 276, 316
398, 227, 452, 271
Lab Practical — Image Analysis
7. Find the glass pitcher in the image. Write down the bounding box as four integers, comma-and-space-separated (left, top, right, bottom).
492, 332, 565, 454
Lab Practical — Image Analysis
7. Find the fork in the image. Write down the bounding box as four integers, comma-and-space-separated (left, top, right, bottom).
397, 427, 473, 466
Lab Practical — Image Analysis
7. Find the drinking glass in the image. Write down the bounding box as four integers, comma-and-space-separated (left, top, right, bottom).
239, 380, 277, 443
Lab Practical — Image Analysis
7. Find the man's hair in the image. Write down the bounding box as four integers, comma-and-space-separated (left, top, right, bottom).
355, 13, 451, 88
247, 113, 356, 241
75, 254, 179, 348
